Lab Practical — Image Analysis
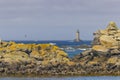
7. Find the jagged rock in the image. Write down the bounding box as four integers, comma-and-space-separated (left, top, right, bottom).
107, 57, 120, 65
99, 30, 108, 35
106, 21, 118, 30
82, 50, 92, 56
72, 22, 120, 76
92, 45, 108, 52
110, 49, 120, 55
92, 21, 120, 52
92, 37, 100, 45
99, 35, 118, 48
0, 41, 74, 75
30, 51, 43, 61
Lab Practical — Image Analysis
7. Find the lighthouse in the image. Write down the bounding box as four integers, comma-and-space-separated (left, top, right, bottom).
74, 30, 80, 42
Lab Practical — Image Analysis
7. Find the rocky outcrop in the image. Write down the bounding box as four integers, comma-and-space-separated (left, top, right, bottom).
92, 21, 120, 51
72, 21, 120, 75
73, 49, 120, 75
0, 41, 73, 75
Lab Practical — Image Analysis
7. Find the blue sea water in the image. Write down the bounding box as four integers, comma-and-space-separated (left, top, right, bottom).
14, 40, 91, 47
0, 76, 120, 80
14, 40, 91, 58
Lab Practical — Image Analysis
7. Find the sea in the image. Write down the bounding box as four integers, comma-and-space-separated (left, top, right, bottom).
2, 40, 119, 80
0, 76, 120, 80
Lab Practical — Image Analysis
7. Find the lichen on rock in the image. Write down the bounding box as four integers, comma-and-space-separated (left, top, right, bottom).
0, 41, 72, 75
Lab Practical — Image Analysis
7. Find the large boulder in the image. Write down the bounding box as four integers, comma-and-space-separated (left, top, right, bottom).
99, 35, 118, 48
106, 21, 118, 31
92, 45, 108, 52
99, 30, 108, 35
92, 21, 120, 50
107, 57, 120, 65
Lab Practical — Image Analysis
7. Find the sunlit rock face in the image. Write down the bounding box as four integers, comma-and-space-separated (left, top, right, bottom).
0, 41, 71, 74
92, 21, 120, 52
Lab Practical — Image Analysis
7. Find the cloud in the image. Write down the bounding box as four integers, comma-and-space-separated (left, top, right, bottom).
0, 0, 120, 40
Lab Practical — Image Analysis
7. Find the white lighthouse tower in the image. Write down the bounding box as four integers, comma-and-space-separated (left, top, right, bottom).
74, 30, 80, 42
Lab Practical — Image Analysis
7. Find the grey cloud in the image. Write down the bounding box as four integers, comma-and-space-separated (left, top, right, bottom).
0, 0, 120, 40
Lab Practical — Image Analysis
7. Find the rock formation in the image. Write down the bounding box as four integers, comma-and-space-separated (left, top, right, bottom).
0, 41, 74, 76
92, 21, 120, 52
73, 21, 120, 75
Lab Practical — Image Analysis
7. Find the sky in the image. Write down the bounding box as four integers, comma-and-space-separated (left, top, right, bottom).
0, 0, 120, 40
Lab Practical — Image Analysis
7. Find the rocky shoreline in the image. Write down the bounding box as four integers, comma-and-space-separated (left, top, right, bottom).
0, 22, 120, 76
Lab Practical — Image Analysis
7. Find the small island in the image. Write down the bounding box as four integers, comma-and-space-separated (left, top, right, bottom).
0, 22, 120, 76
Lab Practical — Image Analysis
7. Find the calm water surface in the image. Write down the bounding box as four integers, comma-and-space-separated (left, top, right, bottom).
0, 76, 120, 80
